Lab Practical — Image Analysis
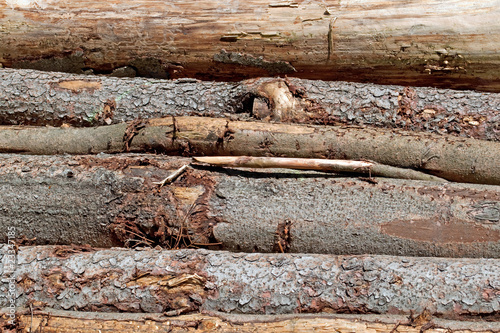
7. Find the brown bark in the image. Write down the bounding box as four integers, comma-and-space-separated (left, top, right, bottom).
3, 310, 499, 333
1, 154, 499, 258
1, 246, 499, 319
1, 69, 499, 142
0, 116, 499, 184
1, 1, 500, 91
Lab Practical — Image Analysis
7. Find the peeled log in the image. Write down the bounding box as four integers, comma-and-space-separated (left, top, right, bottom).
3, 310, 500, 333
1, 69, 499, 141
0, 116, 499, 184
1, 1, 500, 91
1, 246, 499, 319
1, 154, 499, 258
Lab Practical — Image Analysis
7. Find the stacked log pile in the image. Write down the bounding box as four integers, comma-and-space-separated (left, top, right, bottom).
1, 1, 500, 332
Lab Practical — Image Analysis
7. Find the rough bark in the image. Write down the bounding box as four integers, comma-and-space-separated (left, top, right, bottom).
0, 116, 499, 185
1, 246, 499, 319
1, 69, 499, 142
1, 154, 499, 258
1, 1, 500, 91
2, 310, 499, 333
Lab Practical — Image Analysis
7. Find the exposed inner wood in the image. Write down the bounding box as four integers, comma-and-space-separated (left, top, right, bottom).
0, 1, 500, 91
2, 310, 499, 333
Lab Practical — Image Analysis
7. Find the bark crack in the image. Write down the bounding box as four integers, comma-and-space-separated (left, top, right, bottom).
274, 219, 292, 253
123, 118, 146, 152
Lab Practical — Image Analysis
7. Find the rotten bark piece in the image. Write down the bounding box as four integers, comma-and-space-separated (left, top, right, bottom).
1, 69, 500, 142
1, 154, 499, 258
193, 156, 447, 182
1, 246, 499, 319
1, 1, 500, 91
1, 117, 499, 185
2, 310, 500, 333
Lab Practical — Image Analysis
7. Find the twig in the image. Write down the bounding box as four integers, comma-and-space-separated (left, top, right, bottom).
121, 226, 154, 245
128, 240, 154, 249
153, 164, 190, 187
173, 202, 197, 249
389, 321, 401, 333
192, 156, 447, 182
190, 242, 223, 246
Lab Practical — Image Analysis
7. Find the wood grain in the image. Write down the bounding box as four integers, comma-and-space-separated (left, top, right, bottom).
1, 1, 500, 90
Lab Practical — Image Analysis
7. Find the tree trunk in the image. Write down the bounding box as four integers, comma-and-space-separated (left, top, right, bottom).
3, 310, 499, 333
1, 116, 499, 184
1, 154, 499, 258
1, 246, 499, 319
1, 69, 499, 141
1, 1, 500, 91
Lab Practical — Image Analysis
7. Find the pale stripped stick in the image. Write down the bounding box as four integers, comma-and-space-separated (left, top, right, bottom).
193, 156, 446, 182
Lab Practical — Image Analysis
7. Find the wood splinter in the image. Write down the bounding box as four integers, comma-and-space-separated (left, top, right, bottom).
153, 164, 191, 187
193, 156, 447, 182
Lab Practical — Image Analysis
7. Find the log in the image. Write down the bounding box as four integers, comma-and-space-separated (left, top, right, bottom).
2, 310, 500, 333
1, 68, 499, 142
0, 116, 499, 184
1, 154, 499, 258
1, 1, 500, 91
1, 246, 499, 319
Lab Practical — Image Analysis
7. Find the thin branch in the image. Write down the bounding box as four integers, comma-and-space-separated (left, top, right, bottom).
193, 156, 447, 182
153, 164, 191, 187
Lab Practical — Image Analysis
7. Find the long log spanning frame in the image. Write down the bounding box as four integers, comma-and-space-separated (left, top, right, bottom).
1, 1, 500, 91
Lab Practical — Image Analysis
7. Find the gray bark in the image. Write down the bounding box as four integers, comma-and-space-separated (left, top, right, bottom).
0, 68, 243, 127
1, 154, 499, 258
1, 246, 499, 319
287, 78, 500, 142
1, 69, 499, 141
0, 154, 186, 248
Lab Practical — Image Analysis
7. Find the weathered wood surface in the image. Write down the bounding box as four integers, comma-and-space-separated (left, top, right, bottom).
1, 154, 499, 258
1, 116, 499, 184
1, 1, 500, 91
1, 69, 499, 142
1, 246, 499, 319
2, 310, 499, 333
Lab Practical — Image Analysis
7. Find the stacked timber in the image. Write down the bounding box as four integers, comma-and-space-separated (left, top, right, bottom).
2, 74, 500, 332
